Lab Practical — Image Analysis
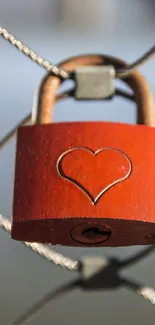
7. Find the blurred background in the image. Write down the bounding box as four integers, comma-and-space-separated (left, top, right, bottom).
0, 0, 155, 324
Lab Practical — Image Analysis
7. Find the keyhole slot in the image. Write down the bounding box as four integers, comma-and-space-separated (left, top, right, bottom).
82, 227, 111, 239
70, 223, 112, 245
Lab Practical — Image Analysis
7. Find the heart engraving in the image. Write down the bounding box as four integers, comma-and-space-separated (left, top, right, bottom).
57, 147, 132, 205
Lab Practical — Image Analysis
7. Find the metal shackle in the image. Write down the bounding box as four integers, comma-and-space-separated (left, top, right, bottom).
35, 54, 155, 126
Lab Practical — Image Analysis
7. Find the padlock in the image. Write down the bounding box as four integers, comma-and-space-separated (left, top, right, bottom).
12, 54, 155, 247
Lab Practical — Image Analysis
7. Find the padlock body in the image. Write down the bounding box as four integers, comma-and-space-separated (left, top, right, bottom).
12, 121, 155, 246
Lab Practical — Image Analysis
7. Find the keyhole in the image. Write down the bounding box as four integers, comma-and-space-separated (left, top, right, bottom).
82, 227, 110, 239
70, 223, 112, 245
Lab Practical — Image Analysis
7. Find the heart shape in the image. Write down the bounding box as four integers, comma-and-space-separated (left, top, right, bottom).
57, 147, 132, 205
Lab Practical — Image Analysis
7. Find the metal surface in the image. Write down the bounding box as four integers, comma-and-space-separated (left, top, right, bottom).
35, 54, 155, 125
0, 25, 154, 81
116, 45, 155, 78
81, 256, 110, 278
75, 65, 115, 99
0, 26, 69, 79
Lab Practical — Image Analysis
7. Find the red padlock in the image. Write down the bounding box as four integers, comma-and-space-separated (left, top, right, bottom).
12, 54, 155, 247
